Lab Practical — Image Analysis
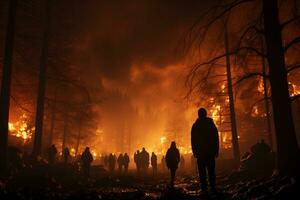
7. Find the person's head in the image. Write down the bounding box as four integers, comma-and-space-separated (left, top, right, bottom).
142, 147, 145, 151
198, 108, 207, 118
152, 152, 155, 155
137, 150, 140, 153
170, 141, 176, 148
85, 147, 90, 151
261, 139, 265, 143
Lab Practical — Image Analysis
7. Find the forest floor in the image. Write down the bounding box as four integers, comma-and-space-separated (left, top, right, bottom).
0, 163, 299, 200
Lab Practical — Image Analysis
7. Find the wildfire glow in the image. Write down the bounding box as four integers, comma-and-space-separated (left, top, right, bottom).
8, 114, 34, 142
221, 84, 226, 93
210, 104, 221, 126
252, 106, 259, 117
160, 136, 166, 144
290, 82, 300, 97
258, 78, 264, 94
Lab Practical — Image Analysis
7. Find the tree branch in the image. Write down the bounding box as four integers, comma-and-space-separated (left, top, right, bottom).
234, 72, 268, 86
287, 64, 300, 74
284, 36, 300, 52
281, 15, 300, 29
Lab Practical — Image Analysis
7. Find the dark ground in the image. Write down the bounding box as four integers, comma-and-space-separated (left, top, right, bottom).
0, 161, 299, 200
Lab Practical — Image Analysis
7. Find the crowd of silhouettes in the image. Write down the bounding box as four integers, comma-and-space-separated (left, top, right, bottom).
134, 147, 150, 174
117, 153, 130, 173
102, 152, 130, 173
46, 145, 95, 178
43, 107, 221, 191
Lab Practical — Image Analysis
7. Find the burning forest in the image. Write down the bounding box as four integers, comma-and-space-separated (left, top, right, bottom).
0, 0, 300, 199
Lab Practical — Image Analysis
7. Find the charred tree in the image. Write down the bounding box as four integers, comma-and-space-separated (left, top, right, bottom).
0, 0, 17, 177
75, 118, 82, 156
224, 22, 240, 164
263, 0, 300, 175
261, 39, 274, 150
61, 111, 68, 153
32, 0, 52, 157
48, 90, 57, 147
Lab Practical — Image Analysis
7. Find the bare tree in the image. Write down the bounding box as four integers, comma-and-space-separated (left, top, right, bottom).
262, 0, 300, 175
185, 0, 300, 175
0, 0, 18, 177
32, 0, 52, 157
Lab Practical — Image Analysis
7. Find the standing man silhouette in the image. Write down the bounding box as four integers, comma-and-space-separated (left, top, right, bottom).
191, 108, 219, 193
166, 141, 180, 187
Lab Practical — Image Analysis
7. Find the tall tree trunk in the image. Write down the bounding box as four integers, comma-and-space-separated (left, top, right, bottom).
61, 111, 68, 153
224, 22, 240, 165
261, 39, 274, 150
75, 119, 82, 156
32, 0, 52, 157
48, 88, 57, 147
263, 0, 300, 175
0, 0, 17, 177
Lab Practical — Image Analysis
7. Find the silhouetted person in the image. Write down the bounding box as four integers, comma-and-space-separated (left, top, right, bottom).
108, 153, 116, 172
134, 150, 141, 172
251, 139, 271, 155
123, 153, 130, 173
241, 139, 274, 177
191, 108, 219, 192
81, 147, 94, 177
48, 144, 57, 165
63, 147, 70, 164
117, 153, 124, 172
166, 141, 180, 187
151, 152, 158, 175
140, 148, 150, 173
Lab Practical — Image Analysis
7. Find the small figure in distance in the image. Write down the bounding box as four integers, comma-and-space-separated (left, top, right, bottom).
48, 144, 57, 165
63, 147, 70, 164
134, 150, 141, 173
123, 153, 130, 173
165, 141, 180, 187
140, 147, 150, 174
117, 153, 124, 173
151, 152, 158, 176
108, 153, 116, 172
81, 147, 94, 178
191, 108, 219, 194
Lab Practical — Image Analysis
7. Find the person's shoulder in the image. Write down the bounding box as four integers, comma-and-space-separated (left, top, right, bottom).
192, 119, 200, 126
206, 117, 213, 121
206, 117, 215, 123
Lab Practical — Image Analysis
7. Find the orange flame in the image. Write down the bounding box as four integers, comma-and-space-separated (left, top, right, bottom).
9, 114, 34, 142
